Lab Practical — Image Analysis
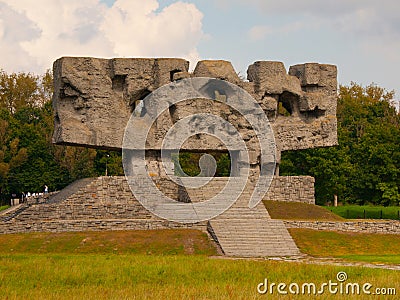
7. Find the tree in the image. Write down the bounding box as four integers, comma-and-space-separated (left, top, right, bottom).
281, 83, 400, 206
0, 70, 101, 203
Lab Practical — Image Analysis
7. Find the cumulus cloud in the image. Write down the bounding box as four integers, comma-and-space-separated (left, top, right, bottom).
0, 0, 204, 73
0, 2, 42, 72
101, 0, 203, 63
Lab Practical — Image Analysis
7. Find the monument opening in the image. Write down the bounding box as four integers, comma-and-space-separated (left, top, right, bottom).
172, 151, 233, 177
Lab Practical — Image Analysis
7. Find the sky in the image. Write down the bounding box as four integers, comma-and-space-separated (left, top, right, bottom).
0, 0, 399, 105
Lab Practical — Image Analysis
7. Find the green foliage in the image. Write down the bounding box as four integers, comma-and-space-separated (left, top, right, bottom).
172, 152, 231, 177
0, 205, 10, 211
0, 69, 122, 204
95, 150, 124, 176
281, 82, 400, 205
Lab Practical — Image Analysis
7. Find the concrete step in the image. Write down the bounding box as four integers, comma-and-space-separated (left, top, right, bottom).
209, 217, 300, 257
173, 176, 302, 257
0, 203, 30, 222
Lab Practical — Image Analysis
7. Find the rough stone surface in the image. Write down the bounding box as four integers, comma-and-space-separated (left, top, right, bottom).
193, 60, 241, 83
52, 57, 338, 155
265, 176, 315, 204
53, 57, 189, 150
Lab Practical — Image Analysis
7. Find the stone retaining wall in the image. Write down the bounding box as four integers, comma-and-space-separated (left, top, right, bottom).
177, 176, 315, 204
266, 176, 315, 204
0, 176, 315, 234
284, 220, 400, 234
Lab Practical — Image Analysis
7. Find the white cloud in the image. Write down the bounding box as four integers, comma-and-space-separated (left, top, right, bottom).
101, 0, 203, 64
0, 2, 42, 72
0, 0, 204, 73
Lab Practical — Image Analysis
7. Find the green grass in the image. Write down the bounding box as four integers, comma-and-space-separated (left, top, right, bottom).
0, 229, 399, 299
0, 205, 10, 212
289, 228, 400, 264
325, 205, 400, 220
264, 200, 344, 220
0, 254, 399, 299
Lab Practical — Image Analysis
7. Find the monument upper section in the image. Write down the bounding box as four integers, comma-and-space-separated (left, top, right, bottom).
52, 57, 337, 152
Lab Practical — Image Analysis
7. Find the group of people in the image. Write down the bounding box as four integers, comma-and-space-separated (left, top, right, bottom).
19, 185, 49, 203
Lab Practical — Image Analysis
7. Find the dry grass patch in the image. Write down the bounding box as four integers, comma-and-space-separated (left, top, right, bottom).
264, 200, 344, 220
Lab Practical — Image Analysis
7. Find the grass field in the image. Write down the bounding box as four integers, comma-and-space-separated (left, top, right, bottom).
290, 228, 400, 263
0, 229, 399, 299
325, 205, 400, 220
1, 254, 398, 299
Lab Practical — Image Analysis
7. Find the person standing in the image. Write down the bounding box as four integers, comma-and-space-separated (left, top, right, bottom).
44, 185, 49, 194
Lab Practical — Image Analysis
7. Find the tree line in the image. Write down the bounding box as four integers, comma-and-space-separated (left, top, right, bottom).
0, 70, 122, 204
281, 83, 400, 206
0, 69, 399, 206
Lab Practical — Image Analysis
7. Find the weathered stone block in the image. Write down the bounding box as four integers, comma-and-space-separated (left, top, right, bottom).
193, 60, 240, 83
247, 61, 302, 96
289, 63, 337, 96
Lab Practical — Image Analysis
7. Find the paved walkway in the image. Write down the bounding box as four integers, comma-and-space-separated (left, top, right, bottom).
211, 255, 400, 271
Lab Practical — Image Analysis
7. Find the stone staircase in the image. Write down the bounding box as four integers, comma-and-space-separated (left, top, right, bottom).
180, 177, 301, 257
182, 177, 226, 203
0, 204, 29, 222
209, 216, 300, 257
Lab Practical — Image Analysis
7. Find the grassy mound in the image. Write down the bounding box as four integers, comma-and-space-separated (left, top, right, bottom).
290, 228, 400, 263
0, 229, 218, 256
263, 200, 344, 221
